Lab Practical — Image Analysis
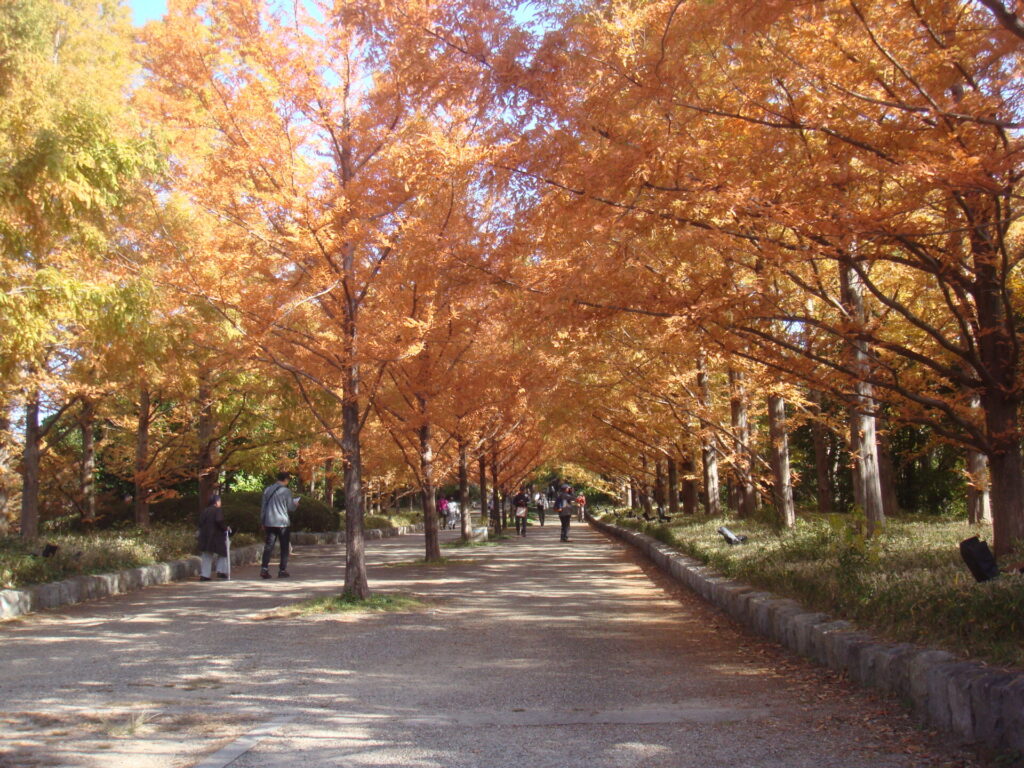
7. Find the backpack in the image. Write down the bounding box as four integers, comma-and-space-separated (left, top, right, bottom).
960, 536, 999, 582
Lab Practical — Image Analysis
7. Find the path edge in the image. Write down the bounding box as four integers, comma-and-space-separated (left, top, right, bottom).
589, 515, 1024, 757
0, 524, 425, 621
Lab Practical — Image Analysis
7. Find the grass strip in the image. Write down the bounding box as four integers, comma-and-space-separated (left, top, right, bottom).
441, 534, 512, 549
601, 510, 1024, 669
255, 592, 426, 620
0, 526, 258, 590
382, 556, 474, 567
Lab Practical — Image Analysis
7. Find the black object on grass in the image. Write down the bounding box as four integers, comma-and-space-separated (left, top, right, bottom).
717, 526, 747, 546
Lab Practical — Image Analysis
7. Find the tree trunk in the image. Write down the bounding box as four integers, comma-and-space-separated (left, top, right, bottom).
876, 423, 900, 519
19, 390, 42, 539
966, 447, 992, 525
196, 370, 218, 512
478, 453, 489, 527
840, 261, 885, 535
697, 356, 721, 516
654, 458, 666, 515
0, 405, 12, 524
79, 398, 96, 523
342, 368, 369, 598
767, 395, 795, 528
323, 457, 336, 508
419, 409, 440, 562
967, 203, 1024, 554
727, 479, 738, 515
490, 444, 501, 531
983, 393, 1024, 556
681, 454, 698, 515
639, 454, 653, 518
628, 478, 637, 510
458, 439, 471, 541
848, 406, 865, 514
667, 457, 680, 516
809, 390, 834, 516
729, 367, 757, 519
133, 384, 151, 528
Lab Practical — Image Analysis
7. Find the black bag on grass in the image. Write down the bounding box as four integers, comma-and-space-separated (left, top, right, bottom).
959, 536, 998, 582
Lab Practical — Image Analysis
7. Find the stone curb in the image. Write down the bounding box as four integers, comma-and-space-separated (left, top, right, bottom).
0, 523, 425, 621
589, 516, 1024, 755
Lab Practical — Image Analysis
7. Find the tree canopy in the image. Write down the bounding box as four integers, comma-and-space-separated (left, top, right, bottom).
3, 0, 1024, 595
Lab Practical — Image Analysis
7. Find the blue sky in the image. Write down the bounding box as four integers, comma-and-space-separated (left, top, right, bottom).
130, 0, 166, 25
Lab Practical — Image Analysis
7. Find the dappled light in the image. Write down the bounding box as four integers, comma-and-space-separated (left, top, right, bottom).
0, 528, 980, 766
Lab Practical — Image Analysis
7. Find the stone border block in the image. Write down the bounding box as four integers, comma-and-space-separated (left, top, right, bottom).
57, 578, 82, 606
825, 628, 872, 672
805, 619, 853, 666
766, 600, 805, 645
1002, 676, 1024, 753
0, 589, 32, 616
789, 612, 829, 657
719, 582, 756, 623
908, 650, 957, 723
945, 662, 987, 742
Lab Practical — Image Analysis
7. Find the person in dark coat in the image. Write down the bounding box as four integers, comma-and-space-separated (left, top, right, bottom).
198, 493, 230, 581
556, 486, 574, 542
513, 489, 530, 537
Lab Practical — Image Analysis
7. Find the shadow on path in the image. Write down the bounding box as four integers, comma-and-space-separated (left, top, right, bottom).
0, 523, 979, 768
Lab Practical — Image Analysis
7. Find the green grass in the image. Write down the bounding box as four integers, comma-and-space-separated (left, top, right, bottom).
0, 525, 257, 589
149, 491, 341, 534
382, 556, 473, 567
600, 510, 1024, 669
269, 592, 426, 617
441, 534, 512, 549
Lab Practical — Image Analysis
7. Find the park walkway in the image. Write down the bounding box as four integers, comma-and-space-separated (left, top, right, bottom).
0, 522, 976, 768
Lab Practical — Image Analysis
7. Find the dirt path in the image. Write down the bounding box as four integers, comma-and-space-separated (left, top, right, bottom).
0, 521, 979, 768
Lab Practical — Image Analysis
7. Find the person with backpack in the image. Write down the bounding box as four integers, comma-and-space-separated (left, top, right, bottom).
513, 489, 530, 536
260, 471, 300, 579
555, 485, 574, 542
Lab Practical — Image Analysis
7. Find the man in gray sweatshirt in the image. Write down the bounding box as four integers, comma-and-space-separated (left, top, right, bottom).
260, 471, 300, 578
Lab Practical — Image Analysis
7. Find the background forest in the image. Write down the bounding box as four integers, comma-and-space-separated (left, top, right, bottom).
3, 0, 1024, 609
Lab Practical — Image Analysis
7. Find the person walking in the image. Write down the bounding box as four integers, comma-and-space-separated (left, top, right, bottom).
513, 489, 530, 537
198, 493, 230, 581
437, 495, 449, 529
260, 471, 300, 579
555, 485, 574, 542
535, 492, 547, 526
576, 490, 587, 522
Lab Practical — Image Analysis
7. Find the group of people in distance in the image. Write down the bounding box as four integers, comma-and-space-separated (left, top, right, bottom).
512, 484, 586, 542
196, 473, 590, 584
435, 495, 462, 530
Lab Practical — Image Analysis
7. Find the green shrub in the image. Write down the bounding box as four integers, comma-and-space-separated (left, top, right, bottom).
364, 514, 399, 530
384, 510, 424, 527
603, 512, 1024, 668
149, 491, 342, 533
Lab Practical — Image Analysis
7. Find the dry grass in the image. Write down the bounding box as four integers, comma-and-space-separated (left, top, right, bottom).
604, 510, 1024, 668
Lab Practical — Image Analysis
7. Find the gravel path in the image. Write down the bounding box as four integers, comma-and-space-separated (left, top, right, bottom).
0, 521, 979, 768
